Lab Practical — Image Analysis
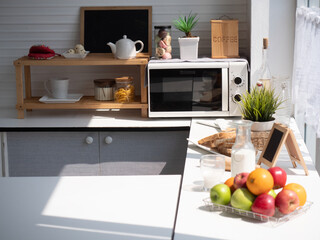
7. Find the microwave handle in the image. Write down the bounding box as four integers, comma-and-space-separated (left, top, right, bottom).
221, 68, 229, 111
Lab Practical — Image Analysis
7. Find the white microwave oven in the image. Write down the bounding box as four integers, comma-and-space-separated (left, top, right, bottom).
147, 60, 248, 118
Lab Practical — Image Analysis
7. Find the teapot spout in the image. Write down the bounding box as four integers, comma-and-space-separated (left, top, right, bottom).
107, 42, 116, 54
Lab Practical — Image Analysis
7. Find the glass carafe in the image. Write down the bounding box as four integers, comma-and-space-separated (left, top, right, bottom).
231, 120, 256, 177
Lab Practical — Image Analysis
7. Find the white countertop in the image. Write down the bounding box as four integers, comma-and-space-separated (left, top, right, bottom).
0, 108, 191, 128
1, 112, 320, 239
0, 175, 181, 240
174, 118, 320, 240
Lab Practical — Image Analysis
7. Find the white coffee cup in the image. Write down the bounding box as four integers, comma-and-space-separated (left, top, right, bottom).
44, 77, 69, 99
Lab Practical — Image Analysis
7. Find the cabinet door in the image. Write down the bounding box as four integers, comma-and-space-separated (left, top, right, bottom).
7, 132, 99, 176
99, 130, 189, 175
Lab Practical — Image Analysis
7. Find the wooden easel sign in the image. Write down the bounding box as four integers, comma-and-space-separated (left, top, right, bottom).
257, 123, 309, 175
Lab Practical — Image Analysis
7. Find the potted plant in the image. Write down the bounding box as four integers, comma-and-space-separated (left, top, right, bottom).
173, 12, 199, 60
238, 86, 284, 131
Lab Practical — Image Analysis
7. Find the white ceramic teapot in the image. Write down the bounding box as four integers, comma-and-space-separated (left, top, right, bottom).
107, 35, 144, 59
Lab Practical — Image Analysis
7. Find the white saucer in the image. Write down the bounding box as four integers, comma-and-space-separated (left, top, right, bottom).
39, 94, 83, 103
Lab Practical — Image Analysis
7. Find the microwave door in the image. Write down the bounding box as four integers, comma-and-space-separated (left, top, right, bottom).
149, 69, 194, 112
191, 68, 228, 112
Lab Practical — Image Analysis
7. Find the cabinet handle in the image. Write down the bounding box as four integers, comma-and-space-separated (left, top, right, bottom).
105, 136, 113, 144
85, 136, 94, 144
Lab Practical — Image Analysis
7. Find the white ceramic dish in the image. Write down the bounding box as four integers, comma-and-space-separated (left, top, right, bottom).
39, 94, 83, 103
62, 51, 89, 59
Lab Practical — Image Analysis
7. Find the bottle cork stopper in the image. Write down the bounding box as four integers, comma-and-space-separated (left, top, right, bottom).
263, 38, 268, 49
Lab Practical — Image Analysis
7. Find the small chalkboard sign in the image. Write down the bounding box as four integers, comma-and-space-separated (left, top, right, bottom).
80, 6, 152, 56
257, 123, 309, 175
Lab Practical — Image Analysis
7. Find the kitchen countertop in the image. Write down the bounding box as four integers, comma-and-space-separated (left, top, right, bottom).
0, 175, 181, 240
0, 108, 191, 129
174, 118, 320, 240
1, 110, 319, 239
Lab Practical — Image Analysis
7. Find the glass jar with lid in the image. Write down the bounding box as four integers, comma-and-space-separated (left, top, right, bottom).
93, 79, 115, 101
154, 25, 172, 59
114, 76, 135, 103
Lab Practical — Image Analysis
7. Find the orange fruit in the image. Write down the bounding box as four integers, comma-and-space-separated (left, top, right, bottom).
284, 183, 307, 206
224, 177, 235, 193
246, 168, 274, 195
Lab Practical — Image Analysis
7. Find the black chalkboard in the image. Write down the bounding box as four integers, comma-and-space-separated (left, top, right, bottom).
80, 7, 151, 55
257, 123, 309, 175
262, 128, 284, 162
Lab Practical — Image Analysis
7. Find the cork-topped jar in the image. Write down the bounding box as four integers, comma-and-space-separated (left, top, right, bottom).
114, 76, 135, 103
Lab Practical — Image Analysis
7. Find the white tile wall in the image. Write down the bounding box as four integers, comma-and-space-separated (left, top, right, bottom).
0, 0, 250, 109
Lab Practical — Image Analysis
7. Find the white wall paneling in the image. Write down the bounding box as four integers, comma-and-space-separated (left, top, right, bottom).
250, 0, 269, 87
0, 0, 251, 109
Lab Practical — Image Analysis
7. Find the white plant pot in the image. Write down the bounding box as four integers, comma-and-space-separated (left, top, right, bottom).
251, 119, 275, 132
178, 37, 200, 60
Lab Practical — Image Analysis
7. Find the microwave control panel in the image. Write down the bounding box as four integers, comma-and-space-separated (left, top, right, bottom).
228, 62, 248, 116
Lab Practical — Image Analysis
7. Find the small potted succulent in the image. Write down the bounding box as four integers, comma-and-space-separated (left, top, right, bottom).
173, 12, 199, 60
238, 86, 284, 131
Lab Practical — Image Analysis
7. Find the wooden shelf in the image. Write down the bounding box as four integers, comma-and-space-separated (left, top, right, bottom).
14, 53, 149, 66
13, 54, 149, 118
22, 96, 148, 110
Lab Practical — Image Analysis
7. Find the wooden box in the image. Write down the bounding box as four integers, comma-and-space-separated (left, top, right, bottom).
211, 20, 239, 58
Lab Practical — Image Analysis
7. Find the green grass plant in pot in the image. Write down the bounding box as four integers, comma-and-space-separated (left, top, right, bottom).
173, 12, 199, 60
238, 86, 284, 131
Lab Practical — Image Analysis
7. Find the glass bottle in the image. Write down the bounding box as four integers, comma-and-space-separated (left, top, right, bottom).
273, 75, 291, 127
231, 120, 256, 177
258, 38, 272, 90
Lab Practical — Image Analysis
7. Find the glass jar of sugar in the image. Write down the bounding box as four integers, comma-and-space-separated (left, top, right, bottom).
231, 120, 256, 177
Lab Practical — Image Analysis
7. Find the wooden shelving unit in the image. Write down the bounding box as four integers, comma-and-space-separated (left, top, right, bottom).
13, 53, 149, 119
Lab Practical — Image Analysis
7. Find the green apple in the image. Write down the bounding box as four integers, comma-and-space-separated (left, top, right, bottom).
268, 189, 277, 198
210, 184, 231, 205
231, 188, 255, 211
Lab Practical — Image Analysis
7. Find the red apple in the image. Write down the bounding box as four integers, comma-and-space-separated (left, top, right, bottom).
233, 172, 249, 189
275, 189, 300, 214
268, 167, 287, 189
251, 193, 275, 216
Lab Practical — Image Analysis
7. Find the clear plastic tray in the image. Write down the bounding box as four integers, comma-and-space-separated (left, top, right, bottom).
203, 197, 312, 227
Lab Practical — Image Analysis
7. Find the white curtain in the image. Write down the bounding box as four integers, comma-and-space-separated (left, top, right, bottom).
292, 6, 320, 137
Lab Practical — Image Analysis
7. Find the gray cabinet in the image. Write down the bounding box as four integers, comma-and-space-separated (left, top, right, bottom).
7, 129, 188, 176
99, 130, 188, 175
7, 132, 100, 176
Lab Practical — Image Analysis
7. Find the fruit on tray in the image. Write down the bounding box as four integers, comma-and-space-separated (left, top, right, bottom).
251, 193, 276, 216
275, 189, 300, 214
268, 167, 287, 189
233, 172, 249, 190
210, 184, 231, 205
209, 167, 308, 217
230, 188, 255, 211
224, 177, 235, 193
283, 183, 307, 206
246, 168, 274, 195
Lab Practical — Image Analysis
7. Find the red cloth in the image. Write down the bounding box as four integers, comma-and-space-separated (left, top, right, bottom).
28, 45, 56, 60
